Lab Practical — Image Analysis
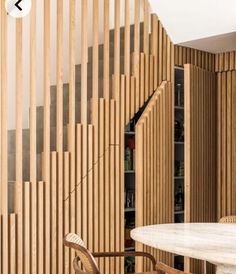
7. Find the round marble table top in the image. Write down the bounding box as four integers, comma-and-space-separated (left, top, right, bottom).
131, 223, 236, 266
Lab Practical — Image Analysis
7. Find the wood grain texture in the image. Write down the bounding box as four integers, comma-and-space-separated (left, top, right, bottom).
136, 82, 174, 272
217, 70, 236, 219
0, 1, 178, 273
0, 5, 8, 274
184, 64, 217, 274
15, 17, 24, 274
215, 51, 236, 72
175, 45, 215, 72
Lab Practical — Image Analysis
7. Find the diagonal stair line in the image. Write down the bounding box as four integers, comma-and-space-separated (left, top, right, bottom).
63, 142, 120, 202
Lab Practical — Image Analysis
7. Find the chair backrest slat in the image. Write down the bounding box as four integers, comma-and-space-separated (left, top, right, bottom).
64, 233, 100, 274
219, 215, 236, 223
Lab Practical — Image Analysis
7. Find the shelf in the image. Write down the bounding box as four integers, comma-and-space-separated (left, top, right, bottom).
125, 247, 135, 251
125, 170, 135, 174
125, 131, 135, 135
174, 210, 184, 215
174, 176, 184, 180
175, 106, 184, 110
175, 142, 184, 145
125, 208, 135, 212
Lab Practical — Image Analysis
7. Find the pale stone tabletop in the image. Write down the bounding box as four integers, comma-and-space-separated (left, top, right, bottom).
131, 223, 236, 274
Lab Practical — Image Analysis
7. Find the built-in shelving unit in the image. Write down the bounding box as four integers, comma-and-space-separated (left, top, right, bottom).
124, 109, 144, 274
174, 66, 185, 271
124, 119, 136, 274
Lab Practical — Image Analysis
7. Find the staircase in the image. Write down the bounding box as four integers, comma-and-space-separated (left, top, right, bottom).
8, 23, 144, 213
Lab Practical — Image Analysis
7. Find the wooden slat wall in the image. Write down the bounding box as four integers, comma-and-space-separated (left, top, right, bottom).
0, 3, 9, 274
136, 82, 174, 273
0, 1, 177, 273
215, 51, 236, 72
184, 64, 217, 274
216, 51, 236, 219
217, 70, 236, 219
175, 45, 215, 72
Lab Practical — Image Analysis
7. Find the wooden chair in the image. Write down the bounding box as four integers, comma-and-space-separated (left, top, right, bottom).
219, 215, 236, 223
156, 262, 193, 274
64, 233, 192, 274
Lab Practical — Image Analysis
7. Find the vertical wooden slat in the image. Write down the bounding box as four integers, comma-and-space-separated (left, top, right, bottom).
38, 181, 44, 273
30, 1, 37, 272
55, 0, 64, 272
151, 14, 158, 90
81, 0, 88, 248
158, 22, 163, 83
143, 0, 149, 101
232, 71, 236, 214
64, 152, 70, 273
167, 36, 171, 81
15, 17, 23, 274
162, 30, 167, 80
51, 152, 57, 274
1, 4, 8, 274
184, 64, 217, 273
0, 216, 2, 273
29, 0, 37, 183
114, 3, 121, 271
10, 214, 16, 274
130, 76, 135, 119
120, 75, 125, 271
140, 53, 145, 108
103, 3, 110, 273
103, 0, 110, 100
68, 1, 76, 271
110, 99, 115, 272
42, 0, 51, 272
92, 0, 99, 255
88, 125, 94, 250
114, 0, 120, 100
134, 0, 140, 112
99, 99, 105, 273
226, 72, 232, 214
31, 181, 38, 274
125, 0, 130, 124
217, 73, 222, 219
76, 124, 82, 239
24, 182, 31, 274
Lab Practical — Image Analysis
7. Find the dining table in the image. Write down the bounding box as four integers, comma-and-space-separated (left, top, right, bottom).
131, 223, 236, 274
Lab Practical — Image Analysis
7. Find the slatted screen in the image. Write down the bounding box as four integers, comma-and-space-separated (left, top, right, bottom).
175, 45, 215, 72
215, 51, 236, 72
217, 69, 236, 219
136, 81, 174, 273
184, 64, 217, 274
0, 1, 176, 273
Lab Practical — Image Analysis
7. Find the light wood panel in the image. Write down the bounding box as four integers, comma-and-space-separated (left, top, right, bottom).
0, 4, 8, 274
215, 51, 236, 72
175, 45, 215, 72
184, 64, 217, 274
217, 70, 236, 219
0, 1, 177, 274
92, 0, 99, 257
136, 82, 174, 272
15, 17, 24, 274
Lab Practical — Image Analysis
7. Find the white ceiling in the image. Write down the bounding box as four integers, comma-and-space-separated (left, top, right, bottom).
149, 0, 236, 53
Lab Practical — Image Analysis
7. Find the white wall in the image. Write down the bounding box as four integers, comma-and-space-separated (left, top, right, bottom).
149, 0, 236, 44
7, 0, 144, 129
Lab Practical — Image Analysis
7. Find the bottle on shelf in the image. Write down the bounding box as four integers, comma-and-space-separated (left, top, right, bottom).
125, 138, 135, 171
175, 185, 184, 211
125, 146, 132, 171
175, 83, 182, 106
